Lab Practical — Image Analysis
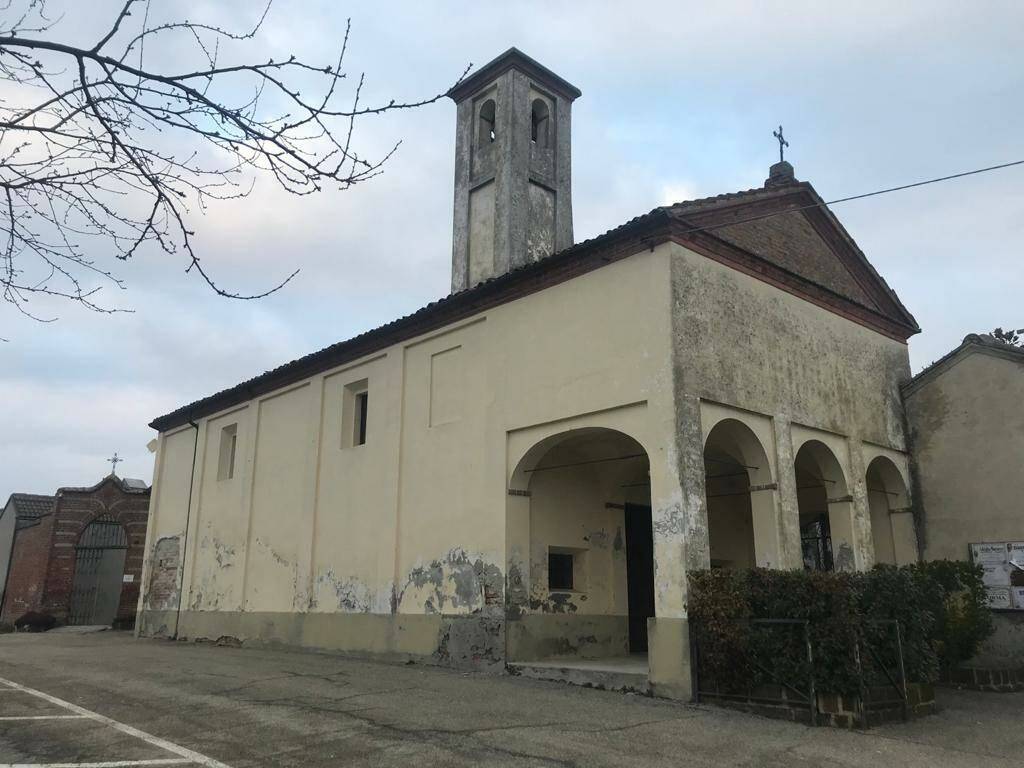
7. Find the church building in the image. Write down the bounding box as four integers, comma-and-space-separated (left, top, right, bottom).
138, 49, 921, 698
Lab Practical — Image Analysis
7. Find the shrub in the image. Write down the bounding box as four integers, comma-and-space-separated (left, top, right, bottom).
13, 611, 57, 632
907, 560, 993, 671
688, 562, 991, 698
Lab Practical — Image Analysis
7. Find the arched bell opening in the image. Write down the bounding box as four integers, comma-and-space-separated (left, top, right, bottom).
530, 98, 550, 148
477, 98, 496, 145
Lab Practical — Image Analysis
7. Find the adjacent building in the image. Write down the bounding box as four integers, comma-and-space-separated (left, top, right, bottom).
137, 49, 922, 698
904, 333, 1024, 667
904, 333, 1024, 562
1, 475, 151, 628
0, 493, 56, 612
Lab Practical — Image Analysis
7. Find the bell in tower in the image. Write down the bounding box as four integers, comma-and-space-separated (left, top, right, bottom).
448, 49, 581, 293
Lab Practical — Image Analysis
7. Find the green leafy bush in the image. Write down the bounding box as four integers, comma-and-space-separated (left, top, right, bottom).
906, 560, 994, 672
689, 562, 993, 697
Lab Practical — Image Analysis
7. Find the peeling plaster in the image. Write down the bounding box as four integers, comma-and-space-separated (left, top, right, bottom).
397, 548, 504, 616
312, 570, 383, 613
528, 590, 579, 614
145, 536, 181, 611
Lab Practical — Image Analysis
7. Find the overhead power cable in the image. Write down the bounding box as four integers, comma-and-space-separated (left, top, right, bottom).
678, 158, 1024, 238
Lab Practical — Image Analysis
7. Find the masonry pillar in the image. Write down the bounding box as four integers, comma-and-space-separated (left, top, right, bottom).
846, 440, 876, 570
772, 416, 804, 570
647, 395, 705, 700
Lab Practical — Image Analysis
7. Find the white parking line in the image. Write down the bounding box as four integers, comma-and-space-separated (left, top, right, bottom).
0, 717, 88, 721
0, 677, 232, 768
4, 761, 191, 767
4, 761, 190, 767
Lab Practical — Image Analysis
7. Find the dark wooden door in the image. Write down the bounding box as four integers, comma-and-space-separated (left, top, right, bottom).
624, 504, 655, 652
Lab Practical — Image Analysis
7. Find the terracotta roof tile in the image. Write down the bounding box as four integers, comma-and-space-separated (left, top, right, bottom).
150, 180, 917, 433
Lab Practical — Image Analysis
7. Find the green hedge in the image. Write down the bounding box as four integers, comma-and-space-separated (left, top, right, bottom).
910, 560, 994, 673
688, 562, 992, 697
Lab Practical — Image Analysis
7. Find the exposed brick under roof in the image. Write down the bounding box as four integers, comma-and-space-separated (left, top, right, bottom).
150, 177, 920, 434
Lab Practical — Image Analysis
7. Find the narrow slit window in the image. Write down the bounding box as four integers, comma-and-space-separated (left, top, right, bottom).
217, 423, 238, 481
354, 391, 368, 446
548, 551, 574, 591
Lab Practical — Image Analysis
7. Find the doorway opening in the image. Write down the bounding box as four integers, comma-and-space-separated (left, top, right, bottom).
506, 427, 654, 670
624, 503, 654, 652
69, 515, 127, 626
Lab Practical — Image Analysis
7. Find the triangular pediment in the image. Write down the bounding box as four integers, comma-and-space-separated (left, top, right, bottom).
664, 183, 918, 338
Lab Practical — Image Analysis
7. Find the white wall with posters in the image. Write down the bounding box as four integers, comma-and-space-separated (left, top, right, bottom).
971, 541, 1024, 610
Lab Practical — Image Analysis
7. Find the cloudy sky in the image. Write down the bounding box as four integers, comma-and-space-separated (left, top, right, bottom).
2, 0, 1022, 495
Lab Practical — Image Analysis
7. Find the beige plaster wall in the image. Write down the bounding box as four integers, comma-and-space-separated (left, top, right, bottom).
906, 350, 1024, 561
141, 246, 680, 651
527, 461, 632, 617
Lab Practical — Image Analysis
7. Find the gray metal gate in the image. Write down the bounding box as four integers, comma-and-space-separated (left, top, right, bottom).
68, 515, 128, 626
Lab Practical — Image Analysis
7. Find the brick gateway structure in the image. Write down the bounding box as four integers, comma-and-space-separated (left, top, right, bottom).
1, 475, 150, 629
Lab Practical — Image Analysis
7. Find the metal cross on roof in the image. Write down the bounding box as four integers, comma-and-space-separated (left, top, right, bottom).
773, 125, 789, 163
108, 452, 122, 475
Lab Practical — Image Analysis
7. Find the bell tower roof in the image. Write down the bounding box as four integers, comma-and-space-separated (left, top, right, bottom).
448, 48, 582, 104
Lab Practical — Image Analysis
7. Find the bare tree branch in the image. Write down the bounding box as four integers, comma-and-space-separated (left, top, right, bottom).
0, 0, 469, 324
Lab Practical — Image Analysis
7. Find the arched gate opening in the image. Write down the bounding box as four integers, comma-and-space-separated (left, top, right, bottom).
69, 515, 128, 626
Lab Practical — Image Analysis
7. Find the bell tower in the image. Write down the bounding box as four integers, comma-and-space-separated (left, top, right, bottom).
448, 48, 581, 293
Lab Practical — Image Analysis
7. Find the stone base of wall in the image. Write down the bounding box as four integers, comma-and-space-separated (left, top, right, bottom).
137, 610, 695, 700
506, 614, 628, 662
698, 683, 936, 728
941, 666, 1024, 692
137, 609, 505, 671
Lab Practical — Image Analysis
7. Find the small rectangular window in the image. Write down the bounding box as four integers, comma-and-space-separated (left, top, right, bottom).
354, 391, 368, 446
548, 552, 574, 591
217, 423, 238, 481
342, 378, 369, 449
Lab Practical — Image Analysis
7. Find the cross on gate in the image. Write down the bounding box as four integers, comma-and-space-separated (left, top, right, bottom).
773, 125, 789, 162
108, 452, 122, 475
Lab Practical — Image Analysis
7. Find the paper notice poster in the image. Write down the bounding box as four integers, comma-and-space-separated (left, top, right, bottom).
981, 563, 1010, 587
1009, 542, 1024, 580
971, 542, 1022, 609
986, 588, 1012, 610
971, 542, 1008, 564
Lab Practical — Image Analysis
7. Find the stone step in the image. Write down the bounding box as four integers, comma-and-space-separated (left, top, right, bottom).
508, 660, 650, 694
